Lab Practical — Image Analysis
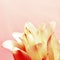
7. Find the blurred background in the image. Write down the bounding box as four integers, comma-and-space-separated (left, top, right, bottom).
0, 0, 60, 60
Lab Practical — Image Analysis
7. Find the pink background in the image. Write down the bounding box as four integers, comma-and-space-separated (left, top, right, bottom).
0, 0, 60, 60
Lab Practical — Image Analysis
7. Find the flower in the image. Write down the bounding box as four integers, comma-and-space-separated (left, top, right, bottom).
2, 21, 60, 60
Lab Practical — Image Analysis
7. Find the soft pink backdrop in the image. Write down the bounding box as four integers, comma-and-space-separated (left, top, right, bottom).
0, 0, 60, 60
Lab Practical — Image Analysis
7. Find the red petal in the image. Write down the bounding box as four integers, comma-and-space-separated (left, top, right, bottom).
13, 50, 31, 60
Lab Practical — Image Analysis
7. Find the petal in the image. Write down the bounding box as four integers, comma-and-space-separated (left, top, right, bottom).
2, 40, 18, 51
50, 34, 60, 60
38, 21, 55, 45
47, 35, 54, 60
12, 32, 25, 51
13, 47, 31, 60
38, 23, 47, 51
2, 40, 25, 51
24, 22, 41, 45
24, 22, 37, 38
49, 21, 56, 30
12, 32, 22, 44
2, 40, 31, 60
38, 23, 54, 59
47, 33, 60, 60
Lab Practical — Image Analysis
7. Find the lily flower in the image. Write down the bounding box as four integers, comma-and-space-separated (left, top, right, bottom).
2, 21, 60, 60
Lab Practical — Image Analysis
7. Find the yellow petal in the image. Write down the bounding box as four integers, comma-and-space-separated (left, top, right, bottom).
50, 34, 60, 60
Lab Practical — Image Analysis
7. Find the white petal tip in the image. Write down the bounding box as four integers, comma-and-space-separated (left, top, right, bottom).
12, 32, 22, 43
25, 22, 31, 28
2, 40, 14, 51
12, 32, 21, 38
50, 21, 56, 29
